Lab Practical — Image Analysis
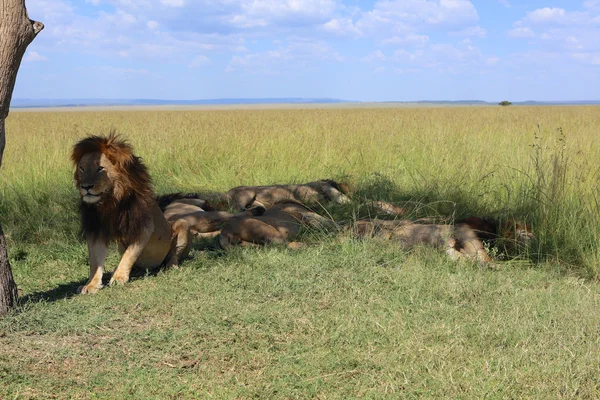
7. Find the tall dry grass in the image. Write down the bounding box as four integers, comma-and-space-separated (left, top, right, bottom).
1, 106, 599, 273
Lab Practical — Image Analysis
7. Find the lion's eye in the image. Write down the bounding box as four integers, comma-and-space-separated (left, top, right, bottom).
97, 166, 104, 172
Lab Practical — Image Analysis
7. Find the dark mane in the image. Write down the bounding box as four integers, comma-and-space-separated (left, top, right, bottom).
72, 131, 155, 244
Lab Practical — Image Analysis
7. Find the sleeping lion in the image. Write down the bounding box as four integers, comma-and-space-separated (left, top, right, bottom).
218, 200, 335, 249
351, 219, 492, 264
173, 179, 352, 211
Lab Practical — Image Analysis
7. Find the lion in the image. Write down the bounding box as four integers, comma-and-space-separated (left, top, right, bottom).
156, 194, 253, 261
72, 133, 187, 294
218, 200, 336, 249
456, 216, 535, 256
194, 179, 352, 211
351, 219, 492, 264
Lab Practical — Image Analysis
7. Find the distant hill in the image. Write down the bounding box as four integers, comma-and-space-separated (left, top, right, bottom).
10, 98, 600, 108
11, 98, 354, 108
394, 100, 600, 106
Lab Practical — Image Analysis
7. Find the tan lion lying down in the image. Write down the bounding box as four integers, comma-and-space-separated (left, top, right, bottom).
156, 194, 267, 261
352, 219, 492, 263
219, 201, 335, 249
351, 214, 535, 264
191, 179, 352, 211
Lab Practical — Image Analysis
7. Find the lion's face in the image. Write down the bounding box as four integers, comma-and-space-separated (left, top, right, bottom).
503, 220, 536, 245
76, 151, 116, 204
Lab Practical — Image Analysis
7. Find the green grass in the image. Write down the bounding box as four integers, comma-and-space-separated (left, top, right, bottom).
1, 106, 600, 398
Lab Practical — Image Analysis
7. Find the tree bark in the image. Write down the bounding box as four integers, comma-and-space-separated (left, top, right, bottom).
0, 218, 17, 315
0, 0, 43, 316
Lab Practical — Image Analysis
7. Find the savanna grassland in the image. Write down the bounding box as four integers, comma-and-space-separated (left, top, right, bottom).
1, 105, 600, 398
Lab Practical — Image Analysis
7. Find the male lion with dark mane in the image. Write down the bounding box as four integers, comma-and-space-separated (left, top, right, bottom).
72, 133, 186, 294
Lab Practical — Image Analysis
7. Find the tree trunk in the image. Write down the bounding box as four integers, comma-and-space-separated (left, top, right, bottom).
0, 0, 43, 316
0, 218, 17, 315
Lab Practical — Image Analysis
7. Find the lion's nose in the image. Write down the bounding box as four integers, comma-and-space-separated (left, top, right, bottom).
81, 184, 94, 191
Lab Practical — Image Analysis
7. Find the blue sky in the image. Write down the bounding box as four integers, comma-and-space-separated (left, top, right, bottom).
14, 0, 600, 101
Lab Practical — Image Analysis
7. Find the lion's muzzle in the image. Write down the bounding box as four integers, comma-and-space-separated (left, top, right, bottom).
80, 184, 102, 203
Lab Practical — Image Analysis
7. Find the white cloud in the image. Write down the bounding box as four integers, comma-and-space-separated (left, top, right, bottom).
321, 18, 362, 37
226, 40, 343, 73
24, 51, 48, 62
585, 0, 600, 11
570, 52, 600, 64
91, 66, 153, 77
498, 0, 510, 8
237, 0, 337, 26
27, 0, 74, 25
361, 49, 386, 62
524, 8, 569, 25
357, 0, 479, 34
101, 9, 138, 28
394, 67, 419, 74
519, 7, 590, 27
451, 25, 486, 38
160, 0, 185, 7
385, 41, 494, 73
508, 27, 535, 38
189, 55, 212, 68
381, 34, 429, 47
507, 4, 600, 64
485, 56, 500, 66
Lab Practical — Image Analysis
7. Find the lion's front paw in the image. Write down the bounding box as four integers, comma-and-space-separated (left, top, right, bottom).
77, 283, 103, 294
109, 273, 129, 286
287, 241, 305, 250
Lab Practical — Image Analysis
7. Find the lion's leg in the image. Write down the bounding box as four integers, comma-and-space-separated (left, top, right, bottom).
371, 200, 407, 217
445, 238, 464, 261
219, 234, 259, 249
301, 213, 338, 230
458, 237, 492, 264
168, 219, 193, 268
219, 224, 287, 249
322, 185, 351, 204
109, 228, 153, 286
194, 230, 221, 239
78, 239, 109, 294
